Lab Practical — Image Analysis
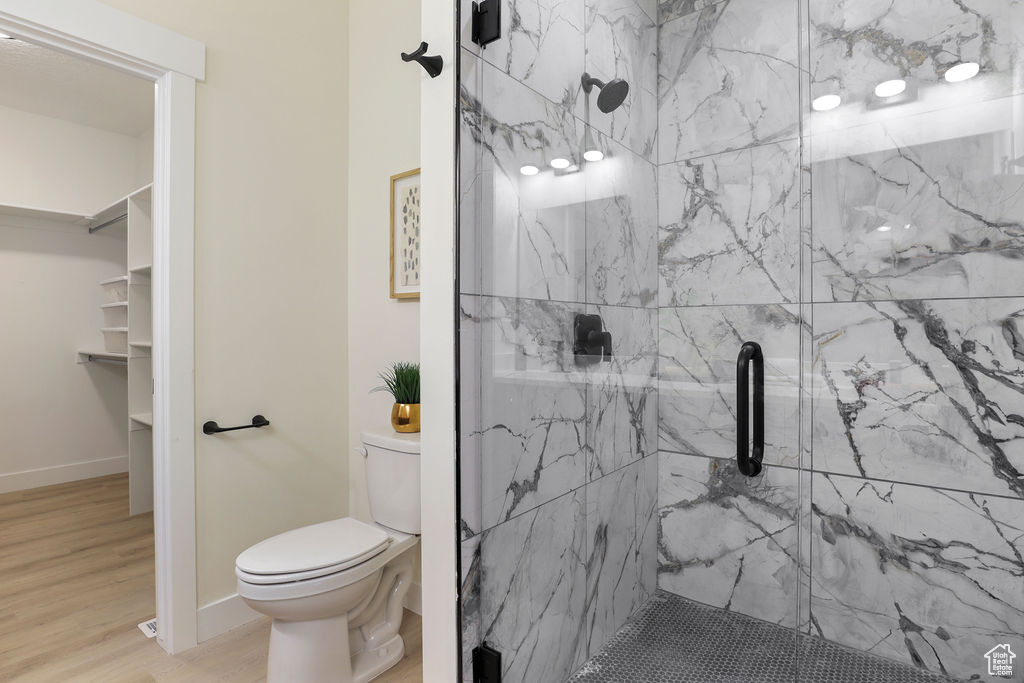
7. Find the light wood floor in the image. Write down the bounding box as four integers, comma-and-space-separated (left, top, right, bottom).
0, 474, 422, 682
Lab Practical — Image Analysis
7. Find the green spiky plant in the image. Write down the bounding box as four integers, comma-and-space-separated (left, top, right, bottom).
372, 361, 420, 404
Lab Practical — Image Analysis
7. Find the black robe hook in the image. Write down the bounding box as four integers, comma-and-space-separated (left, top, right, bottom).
401, 41, 443, 78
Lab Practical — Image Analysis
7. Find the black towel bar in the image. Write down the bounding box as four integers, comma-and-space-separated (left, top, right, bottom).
203, 415, 270, 435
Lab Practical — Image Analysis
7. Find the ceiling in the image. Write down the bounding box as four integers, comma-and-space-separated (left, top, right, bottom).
0, 37, 153, 137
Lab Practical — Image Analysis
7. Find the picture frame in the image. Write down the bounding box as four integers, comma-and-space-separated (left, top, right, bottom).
390, 168, 421, 299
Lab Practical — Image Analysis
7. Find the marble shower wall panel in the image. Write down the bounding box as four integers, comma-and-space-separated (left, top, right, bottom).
585, 133, 658, 307
637, 453, 659, 603
810, 473, 1024, 681
458, 295, 588, 534
475, 489, 589, 683
658, 452, 802, 627
658, 141, 803, 307
460, 536, 481, 683
807, 0, 1024, 108
457, 0, 660, 162
658, 0, 801, 164
811, 133, 1024, 303
459, 52, 586, 302
583, 457, 658, 658
659, 304, 804, 467
586, 305, 658, 480
459, 0, 586, 111
658, 0, 720, 26
811, 298, 1024, 499
580, 0, 659, 161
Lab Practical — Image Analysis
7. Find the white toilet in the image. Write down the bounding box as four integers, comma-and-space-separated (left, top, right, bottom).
236, 429, 421, 683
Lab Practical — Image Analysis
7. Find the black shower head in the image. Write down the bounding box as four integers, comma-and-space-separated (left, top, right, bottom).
582, 72, 630, 113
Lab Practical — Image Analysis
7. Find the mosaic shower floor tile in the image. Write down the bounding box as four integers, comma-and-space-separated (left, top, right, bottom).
566, 592, 963, 683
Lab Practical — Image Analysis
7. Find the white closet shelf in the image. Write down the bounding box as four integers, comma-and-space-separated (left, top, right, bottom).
130, 264, 152, 274
99, 275, 129, 285
130, 413, 153, 428
101, 301, 129, 309
101, 327, 129, 333
0, 203, 89, 224
129, 341, 153, 349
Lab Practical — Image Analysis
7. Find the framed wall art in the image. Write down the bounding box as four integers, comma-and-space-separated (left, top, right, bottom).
390, 168, 421, 299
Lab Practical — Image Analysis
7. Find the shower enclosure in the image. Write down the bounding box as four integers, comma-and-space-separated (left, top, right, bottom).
456, 1, 1024, 681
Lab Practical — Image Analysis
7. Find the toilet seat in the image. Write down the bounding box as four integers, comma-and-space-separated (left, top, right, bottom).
236, 517, 391, 585
237, 523, 418, 603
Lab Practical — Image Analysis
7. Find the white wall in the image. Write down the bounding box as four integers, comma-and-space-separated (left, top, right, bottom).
347, 0, 422, 609
0, 103, 142, 215
98, 0, 351, 608
0, 214, 129, 492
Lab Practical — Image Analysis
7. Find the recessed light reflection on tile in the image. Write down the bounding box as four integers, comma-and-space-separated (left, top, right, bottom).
550, 157, 571, 170
520, 165, 539, 176
874, 79, 906, 98
812, 94, 842, 112
945, 62, 980, 83
583, 149, 604, 162
876, 225, 892, 233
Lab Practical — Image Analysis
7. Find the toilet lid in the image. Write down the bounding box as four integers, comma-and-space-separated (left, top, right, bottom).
236, 517, 391, 577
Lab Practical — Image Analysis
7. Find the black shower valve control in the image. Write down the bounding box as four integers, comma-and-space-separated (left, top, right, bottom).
574, 314, 613, 365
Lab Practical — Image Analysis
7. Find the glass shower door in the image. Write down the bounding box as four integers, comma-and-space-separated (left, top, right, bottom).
656, 0, 808, 677
801, 1, 1024, 680
457, 2, 662, 680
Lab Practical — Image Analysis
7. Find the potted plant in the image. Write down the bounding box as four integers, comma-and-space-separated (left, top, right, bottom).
373, 361, 420, 433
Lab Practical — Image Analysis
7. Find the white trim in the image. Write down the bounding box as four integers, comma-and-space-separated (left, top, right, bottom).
197, 594, 263, 643
0, 1, 203, 655
0, 0, 205, 81
419, 1, 459, 680
152, 70, 199, 654
0, 456, 128, 494
404, 581, 423, 616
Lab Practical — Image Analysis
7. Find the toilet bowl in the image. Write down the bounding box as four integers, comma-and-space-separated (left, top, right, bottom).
237, 429, 420, 683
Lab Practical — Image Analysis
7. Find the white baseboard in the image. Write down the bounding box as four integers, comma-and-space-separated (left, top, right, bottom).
0, 455, 128, 494
405, 581, 422, 615
198, 582, 422, 644
197, 593, 262, 643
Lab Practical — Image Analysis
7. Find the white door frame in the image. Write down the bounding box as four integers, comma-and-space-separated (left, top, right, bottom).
0, 0, 205, 654
419, 0, 459, 680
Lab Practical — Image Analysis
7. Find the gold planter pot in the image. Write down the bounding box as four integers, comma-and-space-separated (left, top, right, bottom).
391, 403, 421, 433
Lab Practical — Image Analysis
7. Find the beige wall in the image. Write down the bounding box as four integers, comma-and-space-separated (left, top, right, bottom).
99, 0, 350, 606
0, 103, 142, 214
347, 0, 422, 603
346, 0, 421, 521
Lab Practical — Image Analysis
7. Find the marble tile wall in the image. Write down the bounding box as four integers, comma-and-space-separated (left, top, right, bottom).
458, 2, 661, 680
656, 0, 1024, 680
460, 0, 1024, 679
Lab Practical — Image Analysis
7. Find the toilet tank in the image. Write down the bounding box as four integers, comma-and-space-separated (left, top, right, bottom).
361, 429, 421, 534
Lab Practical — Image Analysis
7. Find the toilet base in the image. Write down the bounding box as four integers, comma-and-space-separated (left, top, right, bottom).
352, 633, 405, 683
268, 613, 353, 683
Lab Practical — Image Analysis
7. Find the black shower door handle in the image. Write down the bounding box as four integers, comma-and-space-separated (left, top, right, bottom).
736, 341, 764, 477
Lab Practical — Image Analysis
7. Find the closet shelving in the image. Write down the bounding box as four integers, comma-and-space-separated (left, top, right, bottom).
77, 184, 155, 516
1, 187, 153, 516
